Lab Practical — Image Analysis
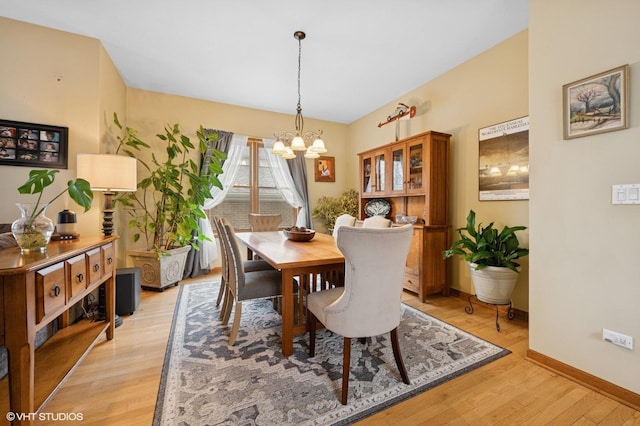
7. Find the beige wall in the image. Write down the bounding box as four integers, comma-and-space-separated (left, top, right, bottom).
348, 31, 530, 309
3, 3, 639, 397
529, 0, 640, 393
124, 88, 349, 239
0, 17, 127, 253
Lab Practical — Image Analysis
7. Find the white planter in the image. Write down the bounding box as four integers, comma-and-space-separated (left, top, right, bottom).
128, 246, 191, 290
467, 262, 519, 305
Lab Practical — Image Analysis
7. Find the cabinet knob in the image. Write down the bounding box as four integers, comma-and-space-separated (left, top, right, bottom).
76, 273, 84, 283
50, 284, 61, 297
106, 256, 113, 265
93, 263, 100, 272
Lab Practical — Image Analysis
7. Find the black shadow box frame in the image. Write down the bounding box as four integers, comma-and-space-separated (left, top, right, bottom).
0, 119, 68, 169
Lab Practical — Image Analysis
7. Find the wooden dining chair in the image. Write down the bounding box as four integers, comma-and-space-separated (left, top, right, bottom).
362, 215, 392, 228
307, 225, 413, 404
247, 213, 282, 260
248, 213, 281, 231
218, 217, 287, 345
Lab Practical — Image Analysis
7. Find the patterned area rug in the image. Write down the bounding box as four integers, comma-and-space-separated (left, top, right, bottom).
154, 282, 510, 425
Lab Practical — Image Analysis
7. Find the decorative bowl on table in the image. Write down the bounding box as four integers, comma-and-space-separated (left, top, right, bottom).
282, 227, 315, 242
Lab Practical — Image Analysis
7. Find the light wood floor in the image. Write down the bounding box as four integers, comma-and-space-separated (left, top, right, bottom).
28, 271, 640, 425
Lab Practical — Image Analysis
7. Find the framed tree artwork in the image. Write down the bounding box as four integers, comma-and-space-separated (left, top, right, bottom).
314, 156, 335, 182
563, 64, 629, 140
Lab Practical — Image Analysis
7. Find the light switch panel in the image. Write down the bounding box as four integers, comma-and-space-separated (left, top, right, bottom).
612, 184, 640, 204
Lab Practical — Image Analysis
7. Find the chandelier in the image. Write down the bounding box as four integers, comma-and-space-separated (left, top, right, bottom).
272, 31, 327, 159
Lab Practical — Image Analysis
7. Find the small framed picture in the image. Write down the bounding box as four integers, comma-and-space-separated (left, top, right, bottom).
0, 119, 68, 169
314, 156, 335, 182
563, 64, 629, 140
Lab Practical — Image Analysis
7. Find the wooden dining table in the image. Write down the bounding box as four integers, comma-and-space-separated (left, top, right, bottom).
235, 231, 345, 356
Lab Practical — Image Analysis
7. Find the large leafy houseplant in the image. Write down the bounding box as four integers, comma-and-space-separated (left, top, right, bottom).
112, 113, 226, 255
442, 209, 529, 273
312, 188, 359, 232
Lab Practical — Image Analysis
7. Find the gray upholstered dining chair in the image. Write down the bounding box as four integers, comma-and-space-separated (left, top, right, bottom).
218, 217, 286, 345
212, 216, 273, 322
362, 215, 392, 228
307, 224, 413, 404
247, 213, 281, 260
332, 213, 356, 238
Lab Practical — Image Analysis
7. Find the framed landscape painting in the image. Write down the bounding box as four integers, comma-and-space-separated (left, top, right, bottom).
563, 64, 629, 140
478, 116, 529, 201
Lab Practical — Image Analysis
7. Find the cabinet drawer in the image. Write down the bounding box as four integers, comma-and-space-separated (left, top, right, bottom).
36, 263, 66, 324
403, 273, 420, 294
102, 243, 114, 276
67, 254, 87, 299
86, 247, 102, 284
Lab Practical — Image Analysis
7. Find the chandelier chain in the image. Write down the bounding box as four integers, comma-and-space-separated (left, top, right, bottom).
296, 34, 303, 133
272, 30, 327, 158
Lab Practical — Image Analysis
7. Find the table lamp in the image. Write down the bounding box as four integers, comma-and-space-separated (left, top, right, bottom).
76, 153, 137, 236
77, 153, 137, 329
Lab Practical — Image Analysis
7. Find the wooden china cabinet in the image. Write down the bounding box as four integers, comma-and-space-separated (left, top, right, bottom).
358, 130, 450, 301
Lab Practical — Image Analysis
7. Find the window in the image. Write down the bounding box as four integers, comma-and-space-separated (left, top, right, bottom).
209, 139, 297, 230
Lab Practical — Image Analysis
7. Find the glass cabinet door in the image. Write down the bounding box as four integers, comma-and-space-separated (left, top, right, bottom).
362, 156, 372, 194
391, 146, 405, 193
374, 152, 385, 193
407, 140, 424, 192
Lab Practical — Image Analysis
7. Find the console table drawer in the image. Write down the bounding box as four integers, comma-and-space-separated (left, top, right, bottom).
86, 247, 102, 284
67, 254, 87, 299
102, 243, 114, 276
36, 262, 66, 324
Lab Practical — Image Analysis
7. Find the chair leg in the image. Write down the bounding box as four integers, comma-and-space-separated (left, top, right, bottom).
309, 312, 317, 357
215, 278, 226, 307
341, 337, 351, 405
229, 301, 242, 345
390, 328, 410, 385
221, 289, 233, 324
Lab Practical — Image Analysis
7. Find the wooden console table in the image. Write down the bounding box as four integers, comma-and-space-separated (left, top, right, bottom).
0, 237, 117, 425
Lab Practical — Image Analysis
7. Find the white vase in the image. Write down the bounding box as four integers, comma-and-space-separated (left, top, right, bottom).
467, 262, 519, 305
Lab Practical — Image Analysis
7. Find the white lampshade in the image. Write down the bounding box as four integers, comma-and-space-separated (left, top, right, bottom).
290, 135, 306, 151
77, 154, 137, 191
272, 140, 286, 155
281, 147, 297, 159
311, 138, 327, 153
304, 146, 319, 158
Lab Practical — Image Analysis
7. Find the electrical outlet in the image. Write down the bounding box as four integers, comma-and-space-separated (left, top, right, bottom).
602, 328, 633, 350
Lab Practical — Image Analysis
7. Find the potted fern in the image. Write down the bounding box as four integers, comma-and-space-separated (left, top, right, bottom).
112, 113, 225, 289
442, 209, 529, 304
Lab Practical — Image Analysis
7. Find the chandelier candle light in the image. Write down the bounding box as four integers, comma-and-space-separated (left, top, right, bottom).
272, 31, 327, 159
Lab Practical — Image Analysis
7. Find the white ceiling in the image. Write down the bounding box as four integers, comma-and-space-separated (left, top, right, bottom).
1, 0, 528, 124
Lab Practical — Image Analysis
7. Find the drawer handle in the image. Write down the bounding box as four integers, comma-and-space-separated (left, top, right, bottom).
106, 256, 113, 265
50, 285, 61, 297
76, 273, 84, 283
93, 263, 100, 272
